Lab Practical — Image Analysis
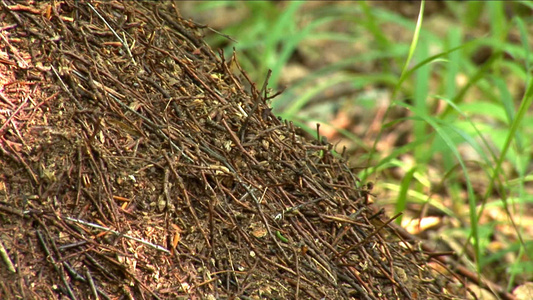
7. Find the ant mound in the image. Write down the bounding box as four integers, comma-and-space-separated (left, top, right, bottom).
1, 1, 467, 299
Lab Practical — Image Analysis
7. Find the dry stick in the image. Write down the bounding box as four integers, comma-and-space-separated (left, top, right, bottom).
238, 69, 272, 142
218, 49, 244, 93
42, 214, 128, 261
198, 142, 292, 263
204, 173, 217, 260
158, 11, 219, 61
85, 254, 119, 282
163, 152, 211, 250
292, 248, 300, 300
35, 229, 77, 300
336, 212, 402, 260
288, 219, 337, 277
147, 45, 227, 105
93, 252, 158, 299
80, 138, 116, 224
81, 188, 111, 225
51, 65, 84, 110
0, 138, 38, 185
339, 258, 377, 299
379, 259, 413, 300
367, 224, 409, 299
282, 209, 345, 296
299, 260, 339, 289
337, 272, 375, 300
75, 146, 83, 206
84, 267, 100, 300
285, 278, 322, 300
86, 3, 135, 66
0, 239, 16, 273
64, 217, 170, 254
221, 118, 259, 164
69, 70, 194, 164
274, 196, 326, 220
0, 203, 25, 218
97, 155, 121, 229
0, 94, 28, 134
235, 259, 260, 298
0, 31, 29, 68
218, 183, 324, 296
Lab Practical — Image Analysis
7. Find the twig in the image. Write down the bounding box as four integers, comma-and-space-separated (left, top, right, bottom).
238, 69, 271, 142
85, 267, 100, 300
274, 197, 325, 221
163, 152, 212, 250
0, 94, 29, 134
0, 137, 38, 184
36, 229, 78, 300
64, 217, 170, 254
335, 213, 402, 260
70, 70, 194, 163
86, 3, 136, 65
0, 238, 16, 273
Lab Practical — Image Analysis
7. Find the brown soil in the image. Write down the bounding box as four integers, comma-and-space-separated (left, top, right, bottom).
0, 1, 484, 299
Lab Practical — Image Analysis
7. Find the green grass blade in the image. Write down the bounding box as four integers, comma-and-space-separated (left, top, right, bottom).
394, 0, 425, 98
395, 167, 416, 225
395, 100, 481, 272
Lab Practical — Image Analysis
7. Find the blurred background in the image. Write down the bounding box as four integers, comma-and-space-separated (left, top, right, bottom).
176, 1, 533, 296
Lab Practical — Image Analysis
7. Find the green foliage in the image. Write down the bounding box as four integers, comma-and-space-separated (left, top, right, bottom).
189, 0, 533, 289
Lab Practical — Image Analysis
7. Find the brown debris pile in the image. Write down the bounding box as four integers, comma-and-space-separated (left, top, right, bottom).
1, 1, 466, 299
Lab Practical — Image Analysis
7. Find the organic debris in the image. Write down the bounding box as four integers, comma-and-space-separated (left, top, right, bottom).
0, 1, 472, 299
